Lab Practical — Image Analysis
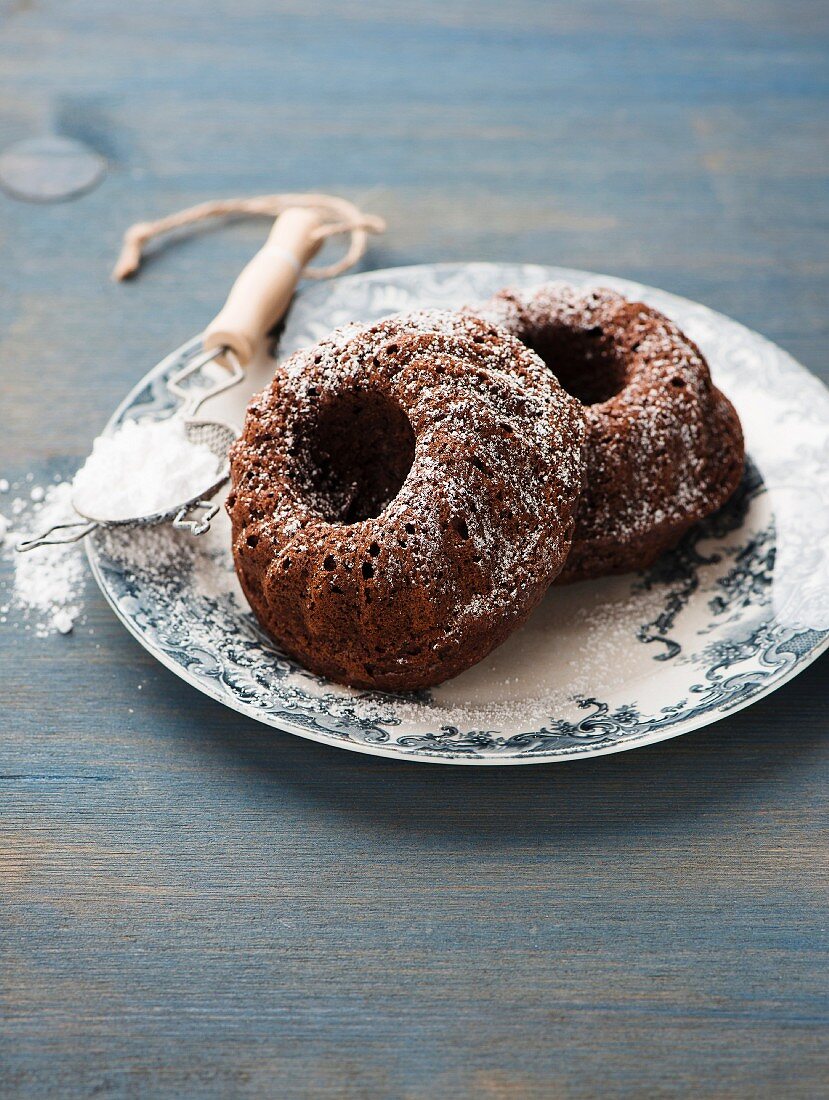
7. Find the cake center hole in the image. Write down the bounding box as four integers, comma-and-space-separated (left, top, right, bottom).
306, 390, 415, 524
526, 324, 628, 405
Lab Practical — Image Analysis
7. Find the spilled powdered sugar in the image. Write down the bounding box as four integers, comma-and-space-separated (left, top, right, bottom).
1, 416, 227, 636
0, 472, 242, 639
1, 479, 87, 636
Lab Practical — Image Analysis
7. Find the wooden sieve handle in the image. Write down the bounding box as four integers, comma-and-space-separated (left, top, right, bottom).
202, 206, 325, 366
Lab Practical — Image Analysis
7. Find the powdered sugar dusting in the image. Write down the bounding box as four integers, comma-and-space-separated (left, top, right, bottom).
1, 480, 87, 636
72, 417, 221, 522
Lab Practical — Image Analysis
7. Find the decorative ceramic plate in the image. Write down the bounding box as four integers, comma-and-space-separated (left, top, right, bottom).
87, 263, 829, 764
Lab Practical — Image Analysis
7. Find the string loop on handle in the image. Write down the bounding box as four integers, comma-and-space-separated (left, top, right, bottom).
112, 192, 386, 283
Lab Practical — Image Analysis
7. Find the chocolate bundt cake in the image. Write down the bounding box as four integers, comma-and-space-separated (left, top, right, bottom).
228, 310, 585, 691
470, 284, 745, 583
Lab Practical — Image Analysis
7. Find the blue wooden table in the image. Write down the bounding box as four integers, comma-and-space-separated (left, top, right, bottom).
2, 3, 828, 1096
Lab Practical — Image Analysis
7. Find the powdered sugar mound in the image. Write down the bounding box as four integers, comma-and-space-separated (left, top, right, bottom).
72, 417, 220, 522
1, 480, 87, 636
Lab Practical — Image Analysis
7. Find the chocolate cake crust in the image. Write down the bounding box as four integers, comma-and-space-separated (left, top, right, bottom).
228, 310, 586, 691
471, 284, 745, 583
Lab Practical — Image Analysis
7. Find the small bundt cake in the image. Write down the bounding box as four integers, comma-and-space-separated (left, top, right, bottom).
470, 284, 745, 583
227, 309, 586, 691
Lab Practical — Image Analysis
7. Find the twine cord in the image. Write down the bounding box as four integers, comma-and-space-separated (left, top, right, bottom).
112, 192, 386, 282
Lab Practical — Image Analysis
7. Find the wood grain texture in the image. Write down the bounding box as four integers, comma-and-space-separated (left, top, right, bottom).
1, 1, 828, 1096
